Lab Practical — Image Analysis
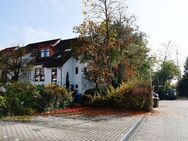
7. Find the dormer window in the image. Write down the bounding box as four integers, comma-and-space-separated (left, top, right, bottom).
40, 49, 49, 57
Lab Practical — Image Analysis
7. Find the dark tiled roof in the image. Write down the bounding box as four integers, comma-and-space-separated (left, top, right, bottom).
55, 38, 78, 52
0, 46, 18, 55
1, 38, 78, 68
25, 38, 61, 52
31, 38, 77, 67
43, 38, 77, 67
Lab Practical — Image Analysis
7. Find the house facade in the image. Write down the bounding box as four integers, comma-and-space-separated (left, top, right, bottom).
1, 38, 92, 93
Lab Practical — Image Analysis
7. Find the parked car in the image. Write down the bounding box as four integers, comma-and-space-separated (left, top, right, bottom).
166, 89, 177, 100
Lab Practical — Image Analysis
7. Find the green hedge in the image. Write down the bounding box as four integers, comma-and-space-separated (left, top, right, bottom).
36, 84, 73, 112
1, 82, 73, 116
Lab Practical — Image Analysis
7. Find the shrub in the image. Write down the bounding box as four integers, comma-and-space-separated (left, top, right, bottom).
5, 82, 38, 115
43, 84, 73, 111
92, 93, 125, 108
0, 96, 6, 108
92, 79, 153, 111
122, 85, 153, 111
1, 82, 73, 116
92, 96, 108, 107
84, 87, 107, 97
34, 85, 52, 113
0, 96, 7, 117
80, 94, 93, 106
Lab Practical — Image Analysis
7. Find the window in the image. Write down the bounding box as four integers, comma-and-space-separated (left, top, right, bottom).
40, 49, 49, 57
75, 84, 78, 89
35, 68, 45, 81
51, 69, 57, 84
75, 67, 78, 74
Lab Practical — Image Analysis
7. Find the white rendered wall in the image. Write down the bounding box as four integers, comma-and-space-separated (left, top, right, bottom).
30, 57, 92, 93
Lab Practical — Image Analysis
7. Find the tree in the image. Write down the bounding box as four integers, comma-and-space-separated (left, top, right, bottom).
152, 41, 181, 97
66, 72, 70, 91
0, 46, 32, 83
74, 0, 149, 88
157, 41, 176, 63
153, 60, 180, 96
177, 57, 188, 96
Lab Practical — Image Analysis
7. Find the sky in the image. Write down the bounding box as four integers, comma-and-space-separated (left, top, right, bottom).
126, 0, 188, 72
0, 0, 187, 71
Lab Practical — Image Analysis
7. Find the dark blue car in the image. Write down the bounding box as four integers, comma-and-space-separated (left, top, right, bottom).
166, 89, 177, 100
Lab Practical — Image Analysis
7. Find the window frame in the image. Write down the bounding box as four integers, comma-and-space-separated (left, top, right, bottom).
34, 68, 45, 82
51, 68, 57, 84
40, 49, 49, 58
75, 67, 78, 74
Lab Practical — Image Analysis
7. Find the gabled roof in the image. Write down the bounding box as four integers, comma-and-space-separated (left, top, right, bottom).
0, 46, 19, 56
0, 38, 78, 68
28, 38, 78, 67
25, 38, 61, 52
43, 38, 77, 67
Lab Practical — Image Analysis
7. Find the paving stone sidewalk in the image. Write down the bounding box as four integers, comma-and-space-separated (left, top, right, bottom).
0, 115, 144, 141
128, 100, 188, 141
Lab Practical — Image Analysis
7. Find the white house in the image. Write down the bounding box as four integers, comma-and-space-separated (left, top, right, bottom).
22, 38, 92, 93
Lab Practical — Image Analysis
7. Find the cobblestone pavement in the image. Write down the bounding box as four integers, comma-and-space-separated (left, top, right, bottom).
1, 100, 187, 141
129, 100, 188, 141
0, 114, 144, 141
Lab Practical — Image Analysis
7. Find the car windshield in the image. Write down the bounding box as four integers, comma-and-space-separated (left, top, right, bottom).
168, 89, 176, 94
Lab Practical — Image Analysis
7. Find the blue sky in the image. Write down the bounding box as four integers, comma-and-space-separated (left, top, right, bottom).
0, 0, 82, 47
0, 0, 187, 70
126, 0, 188, 71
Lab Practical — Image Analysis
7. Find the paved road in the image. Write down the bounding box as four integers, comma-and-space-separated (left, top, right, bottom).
1, 100, 188, 141
129, 99, 188, 141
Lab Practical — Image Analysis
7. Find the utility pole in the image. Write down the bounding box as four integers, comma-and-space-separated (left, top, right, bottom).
176, 46, 181, 81
176, 48, 179, 70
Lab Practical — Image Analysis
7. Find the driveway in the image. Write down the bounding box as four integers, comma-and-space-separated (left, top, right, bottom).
129, 99, 188, 141
1, 100, 188, 141
0, 114, 144, 141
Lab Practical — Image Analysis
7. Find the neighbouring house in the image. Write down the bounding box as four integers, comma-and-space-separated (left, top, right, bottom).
0, 38, 93, 93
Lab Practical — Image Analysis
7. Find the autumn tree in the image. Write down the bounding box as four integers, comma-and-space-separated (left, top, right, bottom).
0, 46, 32, 84
74, 0, 149, 88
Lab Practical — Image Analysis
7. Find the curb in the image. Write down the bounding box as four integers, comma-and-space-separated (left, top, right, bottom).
122, 116, 147, 141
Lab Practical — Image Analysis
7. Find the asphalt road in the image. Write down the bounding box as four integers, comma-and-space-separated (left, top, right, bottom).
1, 100, 188, 141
